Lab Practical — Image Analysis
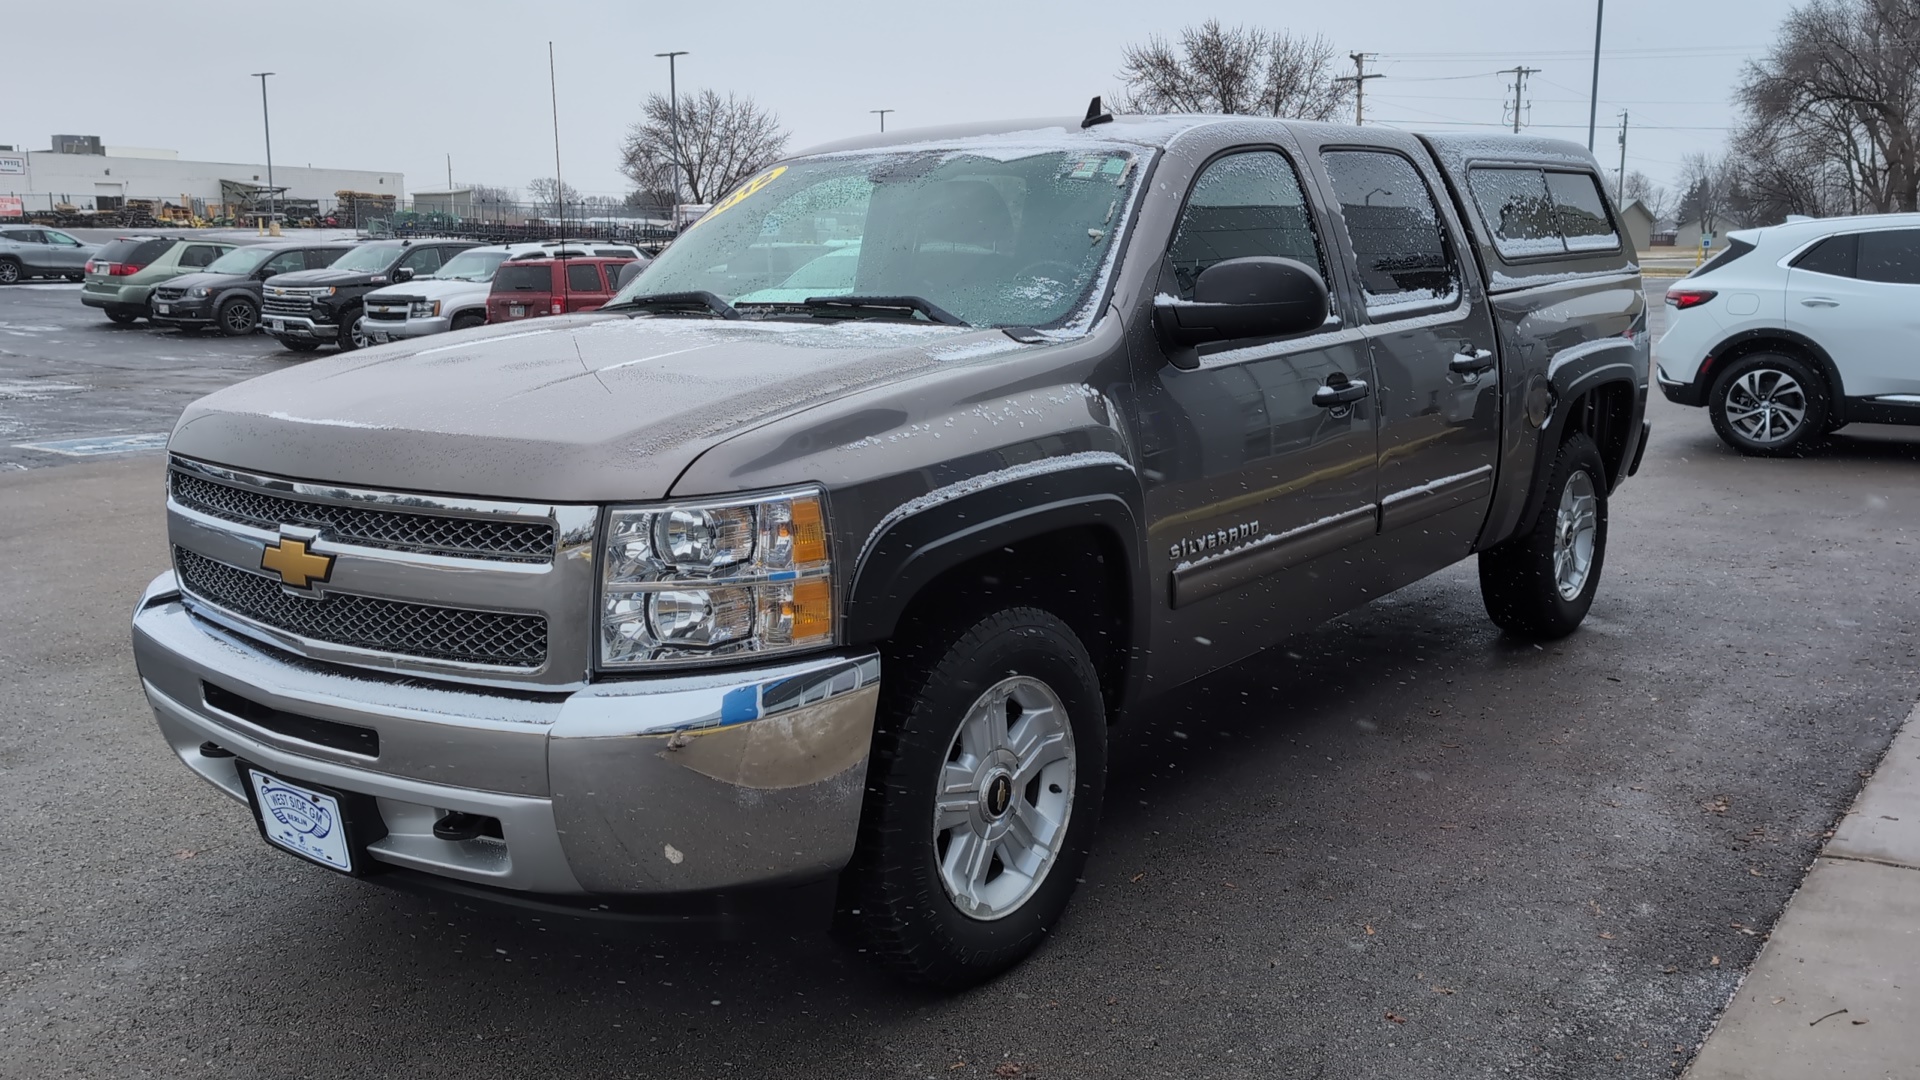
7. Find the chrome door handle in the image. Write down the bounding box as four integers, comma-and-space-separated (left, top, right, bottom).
1449, 348, 1496, 375
1313, 376, 1370, 407
1800, 297, 1840, 307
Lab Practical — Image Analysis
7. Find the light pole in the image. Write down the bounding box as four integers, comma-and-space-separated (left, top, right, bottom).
871, 108, 894, 132
655, 51, 689, 202
250, 71, 276, 233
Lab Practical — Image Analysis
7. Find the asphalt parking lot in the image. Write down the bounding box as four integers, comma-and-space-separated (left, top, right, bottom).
2, 281, 1917, 1079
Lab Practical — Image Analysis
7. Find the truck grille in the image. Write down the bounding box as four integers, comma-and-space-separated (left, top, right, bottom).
174, 547, 549, 668
262, 294, 314, 318
364, 303, 409, 322
171, 470, 555, 562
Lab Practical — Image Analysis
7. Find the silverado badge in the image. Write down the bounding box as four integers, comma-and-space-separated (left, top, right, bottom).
260, 531, 334, 590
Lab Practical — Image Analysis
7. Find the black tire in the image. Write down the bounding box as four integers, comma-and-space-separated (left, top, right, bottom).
65, 272, 83, 282
279, 337, 323, 353
218, 298, 259, 336
335, 313, 366, 351
0, 258, 19, 285
843, 607, 1107, 988
1707, 351, 1830, 457
105, 310, 139, 325
450, 311, 485, 332
1479, 431, 1609, 640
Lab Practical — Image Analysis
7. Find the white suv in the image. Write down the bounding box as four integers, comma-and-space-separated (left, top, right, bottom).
1656, 213, 1920, 455
362, 240, 645, 343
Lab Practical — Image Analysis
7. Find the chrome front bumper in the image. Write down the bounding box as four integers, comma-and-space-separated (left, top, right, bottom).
367, 315, 451, 341
130, 571, 881, 896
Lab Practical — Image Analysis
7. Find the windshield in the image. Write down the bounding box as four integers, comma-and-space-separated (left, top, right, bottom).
204, 246, 276, 275
432, 250, 511, 281
613, 145, 1144, 328
328, 244, 402, 273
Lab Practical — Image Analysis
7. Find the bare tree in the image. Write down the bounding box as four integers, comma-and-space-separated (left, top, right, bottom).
619, 89, 790, 205
1115, 20, 1355, 120
1676, 151, 1744, 234
1735, 0, 1920, 214
470, 184, 518, 209
526, 177, 581, 219
1621, 170, 1675, 222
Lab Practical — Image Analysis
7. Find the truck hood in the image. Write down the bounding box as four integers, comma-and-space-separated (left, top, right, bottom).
265, 266, 389, 289
365, 277, 490, 304
169, 312, 1039, 502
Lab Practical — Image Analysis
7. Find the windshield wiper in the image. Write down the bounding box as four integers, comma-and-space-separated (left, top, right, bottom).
797, 295, 966, 326
602, 290, 740, 319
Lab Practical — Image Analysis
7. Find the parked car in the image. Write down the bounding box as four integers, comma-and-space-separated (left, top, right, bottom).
1656, 212, 1920, 455
0, 225, 98, 283
134, 114, 1646, 988
362, 241, 641, 344
483, 254, 634, 323
81, 237, 237, 323
149, 241, 359, 336
259, 238, 479, 352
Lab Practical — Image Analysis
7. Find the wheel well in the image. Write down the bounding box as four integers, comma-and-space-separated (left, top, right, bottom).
1560, 380, 1635, 488
883, 526, 1132, 724
1706, 332, 1843, 406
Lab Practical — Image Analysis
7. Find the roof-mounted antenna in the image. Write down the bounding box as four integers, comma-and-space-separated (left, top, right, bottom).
1082, 95, 1113, 129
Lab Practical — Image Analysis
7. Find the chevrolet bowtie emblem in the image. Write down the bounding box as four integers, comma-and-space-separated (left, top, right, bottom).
260, 533, 334, 590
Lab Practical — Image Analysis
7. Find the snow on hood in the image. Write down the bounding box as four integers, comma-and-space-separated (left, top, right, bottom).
168, 312, 1036, 502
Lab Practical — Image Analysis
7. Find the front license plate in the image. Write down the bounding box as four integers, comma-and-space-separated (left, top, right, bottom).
244, 767, 357, 872
509, 305, 525, 318
270, 318, 284, 332
155, 303, 171, 314
370, 331, 390, 343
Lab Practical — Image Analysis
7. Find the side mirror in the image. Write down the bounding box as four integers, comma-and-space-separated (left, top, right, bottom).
392, 267, 415, 283
1154, 257, 1331, 368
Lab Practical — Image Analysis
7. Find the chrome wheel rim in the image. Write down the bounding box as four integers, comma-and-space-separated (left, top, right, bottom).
348, 317, 370, 349
933, 675, 1076, 922
1724, 368, 1807, 444
1553, 469, 1598, 601
0, 262, 17, 283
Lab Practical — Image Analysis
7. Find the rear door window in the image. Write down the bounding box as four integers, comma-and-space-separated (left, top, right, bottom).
179, 244, 224, 268
6, 228, 46, 244
1791, 233, 1858, 278
1543, 172, 1620, 252
567, 262, 604, 292
96, 238, 173, 266
1321, 149, 1461, 311
1856, 230, 1920, 284
494, 265, 553, 292
305, 248, 346, 270
1167, 149, 1330, 301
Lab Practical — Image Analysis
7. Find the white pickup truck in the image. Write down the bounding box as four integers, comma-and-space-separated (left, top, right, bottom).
362, 240, 646, 343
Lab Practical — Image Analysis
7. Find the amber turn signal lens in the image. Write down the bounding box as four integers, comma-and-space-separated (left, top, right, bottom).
786, 578, 833, 642
789, 497, 828, 566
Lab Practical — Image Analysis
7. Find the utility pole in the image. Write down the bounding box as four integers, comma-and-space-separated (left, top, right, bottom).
1500, 66, 1541, 134
871, 108, 894, 132
1336, 53, 1383, 126
1587, 0, 1605, 151
655, 51, 689, 202
1616, 110, 1629, 203
249, 72, 276, 234
446, 154, 452, 191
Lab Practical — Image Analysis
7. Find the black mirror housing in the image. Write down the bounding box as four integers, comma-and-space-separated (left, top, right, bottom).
1154, 257, 1331, 350
391, 267, 415, 283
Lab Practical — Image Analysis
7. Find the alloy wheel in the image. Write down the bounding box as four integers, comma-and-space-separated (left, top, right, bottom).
0, 261, 18, 284
1553, 469, 1599, 602
223, 303, 257, 334
1723, 367, 1807, 445
933, 675, 1076, 921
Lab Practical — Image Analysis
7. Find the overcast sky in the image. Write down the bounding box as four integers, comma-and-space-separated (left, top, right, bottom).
6, 0, 1796, 202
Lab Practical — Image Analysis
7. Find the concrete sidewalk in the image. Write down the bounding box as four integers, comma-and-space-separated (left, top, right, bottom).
1687, 709, 1920, 1080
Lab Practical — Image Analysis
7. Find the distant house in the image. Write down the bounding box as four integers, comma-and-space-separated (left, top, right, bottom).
412, 188, 473, 217
1674, 216, 1743, 253
1618, 199, 1655, 252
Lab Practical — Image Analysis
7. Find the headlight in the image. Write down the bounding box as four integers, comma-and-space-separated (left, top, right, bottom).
188, 286, 211, 298
599, 487, 833, 668
409, 300, 441, 318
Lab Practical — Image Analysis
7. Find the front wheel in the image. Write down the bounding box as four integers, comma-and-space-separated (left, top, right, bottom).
335, 314, 368, 351
218, 297, 258, 336
843, 607, 1106, 988
278, 337, 322, 353
1479, 431, 1609, 640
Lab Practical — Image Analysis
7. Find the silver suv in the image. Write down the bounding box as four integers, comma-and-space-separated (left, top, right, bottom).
0, 225, 98, 283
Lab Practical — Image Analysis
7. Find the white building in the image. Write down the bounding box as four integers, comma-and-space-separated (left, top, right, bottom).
0, 138, 402, 214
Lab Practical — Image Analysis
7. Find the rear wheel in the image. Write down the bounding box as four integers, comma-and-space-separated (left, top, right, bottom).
0, 258, 20, 284
1479, 432, 1609, 640
65, 272, 83, 282
218, 297, 259, 336
1708, 352, 1829, 456
843, 607, 1106, 988
105, 310, 139, 325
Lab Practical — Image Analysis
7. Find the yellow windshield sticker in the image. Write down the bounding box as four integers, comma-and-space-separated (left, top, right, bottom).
688, 166, 788, 230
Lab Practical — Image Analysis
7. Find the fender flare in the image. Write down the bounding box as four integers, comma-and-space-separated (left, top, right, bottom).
1513, 356, 1642, 537
845, 457, 1149, 718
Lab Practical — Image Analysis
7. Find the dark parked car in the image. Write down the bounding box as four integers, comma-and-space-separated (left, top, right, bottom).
82, 236, 237, 323
259, 238, 478, 351
149, 241, 359, 336
0, 225, 98, 283
137, 114, 1647, 988
483, 255, 635, 324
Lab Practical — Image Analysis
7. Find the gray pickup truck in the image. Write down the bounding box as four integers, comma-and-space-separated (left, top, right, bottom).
132, 112, 1647, 987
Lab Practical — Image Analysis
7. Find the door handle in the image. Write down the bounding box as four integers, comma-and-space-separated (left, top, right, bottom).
1313, 376, 1370, 408
1800, 297, 1840, 307
1449, 348, 1496, 375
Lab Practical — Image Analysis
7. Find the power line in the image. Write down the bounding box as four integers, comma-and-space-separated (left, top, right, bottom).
1335, 53, 1385, 125
1499, 65, 1542, 133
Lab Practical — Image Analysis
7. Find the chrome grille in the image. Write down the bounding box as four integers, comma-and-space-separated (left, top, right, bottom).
262, 294, 313, 317
171, 469, 555, 562
174, 547, 548, 668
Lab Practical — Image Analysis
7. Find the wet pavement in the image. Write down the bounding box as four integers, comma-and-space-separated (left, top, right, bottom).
2, 284, 1918, 1079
